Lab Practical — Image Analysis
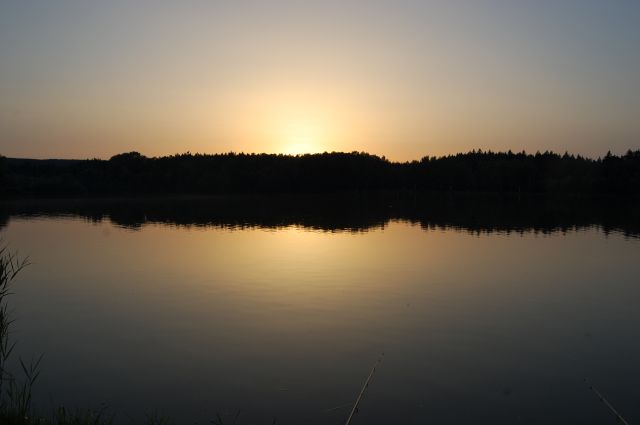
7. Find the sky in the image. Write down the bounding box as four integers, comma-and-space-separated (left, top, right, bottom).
1, 0, 639, 161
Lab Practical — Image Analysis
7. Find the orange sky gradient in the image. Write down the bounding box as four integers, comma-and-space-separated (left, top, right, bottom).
1, 1, 639, 161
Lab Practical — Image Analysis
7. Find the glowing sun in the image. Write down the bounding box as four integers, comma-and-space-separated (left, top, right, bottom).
280, 120, 325, 155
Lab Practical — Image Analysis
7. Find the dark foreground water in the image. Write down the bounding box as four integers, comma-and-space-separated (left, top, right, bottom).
1, 195, 639, 425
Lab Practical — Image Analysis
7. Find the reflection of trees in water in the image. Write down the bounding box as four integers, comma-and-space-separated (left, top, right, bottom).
0, 194, 638, 237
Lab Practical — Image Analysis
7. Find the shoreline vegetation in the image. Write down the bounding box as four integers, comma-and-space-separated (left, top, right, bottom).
1, 150, 639, 198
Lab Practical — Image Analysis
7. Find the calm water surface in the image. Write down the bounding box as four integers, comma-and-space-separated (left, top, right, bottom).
1, 199, 639, 424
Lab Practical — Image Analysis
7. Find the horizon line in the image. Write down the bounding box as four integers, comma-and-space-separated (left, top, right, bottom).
3, 148, 639, 163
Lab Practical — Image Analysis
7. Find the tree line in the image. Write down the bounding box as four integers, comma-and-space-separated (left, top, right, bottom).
1, 149, 639, 197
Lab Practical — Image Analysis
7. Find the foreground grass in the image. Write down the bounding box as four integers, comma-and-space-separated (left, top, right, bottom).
1, 408, 181, 425
2, 405, 273, 425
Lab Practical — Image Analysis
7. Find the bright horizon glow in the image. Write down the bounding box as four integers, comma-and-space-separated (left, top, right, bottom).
1, 1, 639, 161
280, 121, 323, 155
259, 99, 334, 156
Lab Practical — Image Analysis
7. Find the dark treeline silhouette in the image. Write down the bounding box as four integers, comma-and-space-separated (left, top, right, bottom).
1, 193, 639, 237
1, 150, 639, 197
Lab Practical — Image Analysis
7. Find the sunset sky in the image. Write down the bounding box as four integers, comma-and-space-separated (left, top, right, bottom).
1, 0, 639, 161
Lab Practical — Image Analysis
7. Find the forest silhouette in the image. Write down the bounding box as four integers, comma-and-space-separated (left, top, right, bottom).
1, 150, 639, 197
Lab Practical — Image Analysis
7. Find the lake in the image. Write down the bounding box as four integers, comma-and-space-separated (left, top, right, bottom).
1, 195, 639, 424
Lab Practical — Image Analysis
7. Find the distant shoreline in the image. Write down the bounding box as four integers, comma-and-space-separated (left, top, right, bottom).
1, 150, 639, 198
